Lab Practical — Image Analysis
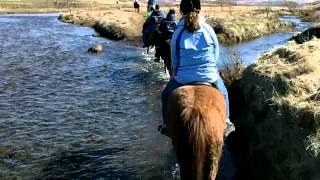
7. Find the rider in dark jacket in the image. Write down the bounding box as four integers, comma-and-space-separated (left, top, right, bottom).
142, 4, 165, 48
159, 9, 177, 41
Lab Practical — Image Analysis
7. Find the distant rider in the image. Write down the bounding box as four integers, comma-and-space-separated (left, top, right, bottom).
142, 4, 165, 50
147, 0, 156, 12
159, 9, 177, 42
151, 4, 166, 62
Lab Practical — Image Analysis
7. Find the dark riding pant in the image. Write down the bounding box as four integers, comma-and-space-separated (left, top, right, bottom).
161, 76, 230, 124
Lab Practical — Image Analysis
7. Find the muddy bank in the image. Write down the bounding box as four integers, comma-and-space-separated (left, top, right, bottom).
229, 37, 320, 179
58, 8, 144, 42
58, 14, 126, 40
290, 26, 320, 44
58, 13, 130, 42
209, 9, 294, 44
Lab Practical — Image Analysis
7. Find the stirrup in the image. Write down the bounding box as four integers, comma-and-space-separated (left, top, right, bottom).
224, 121, 235, 137
158, 124, 168, 136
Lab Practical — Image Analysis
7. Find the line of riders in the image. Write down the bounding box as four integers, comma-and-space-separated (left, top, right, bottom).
142, 0, 235, 137
142, 4, 177, 63
142, 0, 236, 178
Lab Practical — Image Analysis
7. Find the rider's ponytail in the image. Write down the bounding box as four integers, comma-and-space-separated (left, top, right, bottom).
185, 11, 200, 33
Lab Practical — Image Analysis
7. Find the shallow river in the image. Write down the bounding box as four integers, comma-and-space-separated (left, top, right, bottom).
0, 14, 311, 179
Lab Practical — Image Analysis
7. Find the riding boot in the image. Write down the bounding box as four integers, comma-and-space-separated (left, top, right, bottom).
158, 124, 168, 136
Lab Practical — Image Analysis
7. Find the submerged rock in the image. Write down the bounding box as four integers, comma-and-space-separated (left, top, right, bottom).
88, 45, 103, 53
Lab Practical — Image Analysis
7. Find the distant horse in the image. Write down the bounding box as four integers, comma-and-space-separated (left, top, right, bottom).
133, 1, 140, 13
151, 30, 227, 179
166, 85, 226, 179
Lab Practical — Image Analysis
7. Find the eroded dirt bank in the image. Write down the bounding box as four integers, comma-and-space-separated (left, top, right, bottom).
58, 7, 145, 42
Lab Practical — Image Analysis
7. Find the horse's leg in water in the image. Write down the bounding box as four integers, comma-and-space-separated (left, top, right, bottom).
160, 39, 173, 76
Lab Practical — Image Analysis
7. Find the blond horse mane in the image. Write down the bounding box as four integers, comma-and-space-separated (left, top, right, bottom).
166, 85, 226, 180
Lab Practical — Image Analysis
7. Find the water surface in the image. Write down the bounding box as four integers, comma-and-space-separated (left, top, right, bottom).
0, 14, 174, 179
0, 14, 311, 179
220, 16, 312, 66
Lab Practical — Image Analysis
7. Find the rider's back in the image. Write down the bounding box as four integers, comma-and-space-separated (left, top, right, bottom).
142, 10, 164, 47
159, 14, 177, 40
171, 16, 220, 85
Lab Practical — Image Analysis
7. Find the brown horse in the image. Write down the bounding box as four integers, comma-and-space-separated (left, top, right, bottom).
166, 85, 226, 179
150, 29, 227, 179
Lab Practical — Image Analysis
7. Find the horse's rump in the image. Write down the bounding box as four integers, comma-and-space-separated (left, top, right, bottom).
148, 30, 172, 75
166, 85, 226, 179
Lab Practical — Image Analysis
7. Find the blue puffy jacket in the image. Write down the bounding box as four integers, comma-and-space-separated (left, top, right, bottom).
171, 16, 220, 84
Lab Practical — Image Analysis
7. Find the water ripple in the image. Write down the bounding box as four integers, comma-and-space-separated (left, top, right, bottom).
0, 14, 173, 179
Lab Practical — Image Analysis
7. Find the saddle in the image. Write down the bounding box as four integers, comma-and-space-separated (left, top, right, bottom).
158, 82, 218, 137
187, 82, 217, 88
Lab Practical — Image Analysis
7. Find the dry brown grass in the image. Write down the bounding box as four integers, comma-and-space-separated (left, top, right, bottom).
306, 128, 320, 157
53, 4, 294, 43
233, 38, 320, 179
294, 4, 320, 23
220, 50, 244, 87
58, 6, 145, 41
208, 8, 294, 44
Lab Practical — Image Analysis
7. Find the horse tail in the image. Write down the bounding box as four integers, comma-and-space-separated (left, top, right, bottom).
180, 103, 224, 179
181, 107, 207, 179
167, 86, 225, 179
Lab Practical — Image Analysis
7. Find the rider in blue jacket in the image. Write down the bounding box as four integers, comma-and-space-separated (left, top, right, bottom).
159, 0, 233, 135
142, 4, 165, 48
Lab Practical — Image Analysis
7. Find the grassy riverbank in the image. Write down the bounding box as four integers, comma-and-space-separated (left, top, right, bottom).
229, 37, 320, 180
294, 3, 320, 24
57, 5, 295, 44
209, 9, 294, 44
58, 7, 145, 42
1, 2, 297, 44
